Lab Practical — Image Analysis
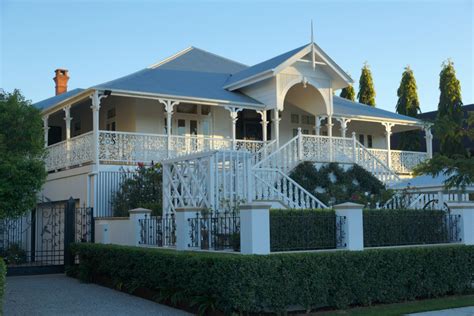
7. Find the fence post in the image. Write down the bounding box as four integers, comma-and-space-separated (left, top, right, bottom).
64, 197, 76, 267
334, 202, 364, 251
447, 202, 474, 245
175, 207, 201, 250
239, 203, 271, 254
129, 208, 152, 246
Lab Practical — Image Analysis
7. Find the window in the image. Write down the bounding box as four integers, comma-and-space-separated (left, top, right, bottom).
177, 104, 197, 114
293, 129, 299, 137
107, 108, 116, 119
303, 129, 309, 134
73, 121, 81, 136
322, 131, 328, 136
367, 135, 373, 148
177, 119, 186, 135
291, 114, 299, 124
163, 118, 168, 134
359, 134, 365, 145
301, 115, 315, 125
201, 105, 211, 115
106, 107, 116, 131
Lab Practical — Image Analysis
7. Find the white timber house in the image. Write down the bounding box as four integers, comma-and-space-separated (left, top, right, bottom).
35, 42, 434, 216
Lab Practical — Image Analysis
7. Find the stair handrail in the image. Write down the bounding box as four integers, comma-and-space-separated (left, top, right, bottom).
254, 135, 299, 171
252, 139, 278, 165
254, 168, 328, 209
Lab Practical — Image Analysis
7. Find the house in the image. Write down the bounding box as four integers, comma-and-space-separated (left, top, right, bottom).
34, 42, 433, 216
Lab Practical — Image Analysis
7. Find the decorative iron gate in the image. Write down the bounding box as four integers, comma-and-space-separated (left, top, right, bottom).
0, 197, 94, 275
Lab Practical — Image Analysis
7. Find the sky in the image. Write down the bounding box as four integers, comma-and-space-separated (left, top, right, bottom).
1, 0, 473, 113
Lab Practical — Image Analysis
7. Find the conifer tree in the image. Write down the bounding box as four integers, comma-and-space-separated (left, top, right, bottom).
396, 66, 420, 150
357, 63, 376, 107
437, 59, 463, 156
340, 84, 355, 101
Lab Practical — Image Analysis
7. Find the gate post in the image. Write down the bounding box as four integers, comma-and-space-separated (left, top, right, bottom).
64, 197, 76, 267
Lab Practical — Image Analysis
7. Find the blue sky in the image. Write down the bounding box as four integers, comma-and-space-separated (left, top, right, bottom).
1, 0, 472, 113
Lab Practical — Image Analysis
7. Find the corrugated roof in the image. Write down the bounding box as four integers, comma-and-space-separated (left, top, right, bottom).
33, 88, 85, 110
333, 96, 420, 123
94, 68, 263, 106
224, 44, 308, 87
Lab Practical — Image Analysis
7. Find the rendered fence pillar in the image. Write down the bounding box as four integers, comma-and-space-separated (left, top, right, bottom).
240, 203, 271, 255
129, 208, 152, 246
447, 202, 474, 245
175, 207, 201, 251
334, 202, 364, 251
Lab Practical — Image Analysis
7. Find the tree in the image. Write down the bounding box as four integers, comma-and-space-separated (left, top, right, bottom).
357, 63, 376, 106
414, 113, 474, 189
437, 59, 464, 156
395, 66, 421, 150
340, 84, 356, 101
112, 163, 163, 216
0, 90, 46, 219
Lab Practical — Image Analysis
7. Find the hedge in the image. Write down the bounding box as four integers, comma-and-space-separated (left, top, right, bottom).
270, 209, 337, 251
0, 258, 5, 313
363, 209, 454, 247
71, 243, 474, 314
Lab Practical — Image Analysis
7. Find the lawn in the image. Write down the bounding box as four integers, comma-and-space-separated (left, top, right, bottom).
315, 294, 474, 315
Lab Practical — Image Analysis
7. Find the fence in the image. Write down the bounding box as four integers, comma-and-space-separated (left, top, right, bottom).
269, 210, 346, 251
188, 210, 240, 251
139, 214, 176, 247
95, 170, 136, 217
363, 210, 462, 247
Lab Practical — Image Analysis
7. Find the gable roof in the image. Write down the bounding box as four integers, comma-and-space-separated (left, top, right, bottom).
149, 46, 247, 73
34, 88, 86, 110
224, 43, 353, 90
333, 96, 421, 124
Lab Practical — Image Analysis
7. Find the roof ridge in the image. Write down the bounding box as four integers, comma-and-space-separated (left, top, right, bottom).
148, 46, 247, 70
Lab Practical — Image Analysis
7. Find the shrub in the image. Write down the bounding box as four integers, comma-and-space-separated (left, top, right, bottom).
72, 243, 474, 313
363, 209, 454, 247
270, 209, 337, 251
0, 243, 27, 264
0, 258, 5, 312
112, 163, 162, 216
289, 162, 392, 207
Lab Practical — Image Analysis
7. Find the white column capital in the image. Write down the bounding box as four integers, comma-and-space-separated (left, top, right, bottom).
336, 117, 351, 129
42, 115, 49, 128
225, 105, 243, 122
63, 105, 73, 122
382, 122, 395, 135
159, 99, 179, 114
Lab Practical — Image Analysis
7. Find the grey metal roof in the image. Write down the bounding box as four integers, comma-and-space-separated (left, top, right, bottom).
225, 44, 308, 87
33, 88, 85, 110
333, 96, 421, 123
95, 68, 263, 106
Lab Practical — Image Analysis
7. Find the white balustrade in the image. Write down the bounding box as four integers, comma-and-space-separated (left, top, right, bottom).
45, 132, 93, 171
367, 148, 428, 174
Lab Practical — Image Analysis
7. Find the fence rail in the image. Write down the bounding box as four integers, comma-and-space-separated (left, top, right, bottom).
188, 210, 240, 251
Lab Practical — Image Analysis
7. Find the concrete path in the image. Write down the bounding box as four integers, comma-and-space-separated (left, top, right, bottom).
4, 274, 192, 316
409, 306, 474, 315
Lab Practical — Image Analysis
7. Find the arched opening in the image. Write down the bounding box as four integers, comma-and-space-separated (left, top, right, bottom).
279, 83, 328, 143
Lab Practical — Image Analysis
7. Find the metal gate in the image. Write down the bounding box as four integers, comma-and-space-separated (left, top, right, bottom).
0, 197, 94, 275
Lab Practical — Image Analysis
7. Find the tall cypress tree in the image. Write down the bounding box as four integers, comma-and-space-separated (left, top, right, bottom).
357, 63, 376, 107
340, 84, 356, 101
437, 59, 464, 156
396, 66, 420, 150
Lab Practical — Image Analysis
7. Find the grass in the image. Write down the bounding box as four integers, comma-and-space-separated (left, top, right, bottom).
314, 294, 474, 315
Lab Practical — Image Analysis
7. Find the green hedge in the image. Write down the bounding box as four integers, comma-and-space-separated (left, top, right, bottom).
364, 209, 453, 247
270, 209, 337, 251
72, 243, 474, 314
0, 258, 5, 313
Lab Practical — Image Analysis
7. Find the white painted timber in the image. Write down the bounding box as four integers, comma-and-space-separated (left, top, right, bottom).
334, 202, 364, 251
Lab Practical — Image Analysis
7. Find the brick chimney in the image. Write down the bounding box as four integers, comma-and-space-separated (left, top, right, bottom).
53, 69, 69, 95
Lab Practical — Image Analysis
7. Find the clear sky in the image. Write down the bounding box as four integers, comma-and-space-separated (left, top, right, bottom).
1, 0, 473, 113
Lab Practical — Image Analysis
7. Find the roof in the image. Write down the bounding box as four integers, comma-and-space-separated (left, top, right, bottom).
390, 173, 474, 191
224, 44, 308, 87
418, 104, 474, 120
33, 88, 85, 110
333, 96, 421, 123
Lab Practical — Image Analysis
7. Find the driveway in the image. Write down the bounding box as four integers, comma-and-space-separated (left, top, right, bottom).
4, 274, 192, 316
409, 307, 474, 315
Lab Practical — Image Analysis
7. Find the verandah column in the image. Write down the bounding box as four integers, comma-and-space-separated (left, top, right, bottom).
225, 106, 242, 150
327, 115, 334, 161
382, 122, 395, 169
257, 110, 268, 142
424, 125, 433, 159
272, 109, 281, 148
315, 116, 325, 136
63, 105, 72, 167
336, 117, 351, 138
159, 99, 179, 158
42, 115, 49, 147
